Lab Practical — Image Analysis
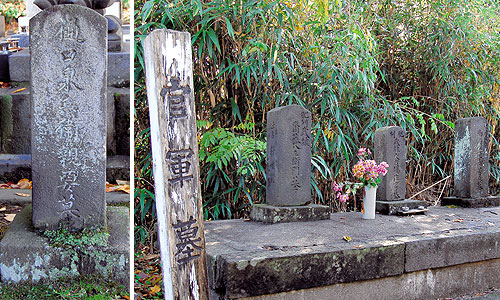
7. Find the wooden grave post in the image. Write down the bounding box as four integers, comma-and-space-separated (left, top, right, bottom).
143, 29, 209, 300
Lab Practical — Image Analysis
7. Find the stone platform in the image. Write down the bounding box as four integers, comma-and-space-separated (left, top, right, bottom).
0, 205, 129, 285
205, 206, 500, 300
0, 188, 129, 205
250, 204, 330, 224
442, 196, 500, 208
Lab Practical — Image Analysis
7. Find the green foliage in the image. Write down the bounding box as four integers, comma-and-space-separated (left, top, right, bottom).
0, 275, 127, 299
198, 121, 266, 219
43, 227, 109, 249
0, 0, 25, 22
134, 0, 500, 245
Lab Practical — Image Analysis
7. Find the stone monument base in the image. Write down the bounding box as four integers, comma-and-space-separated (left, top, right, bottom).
376, 199, 426, 215
442, 196, 500, 208
0, 205, 129, 285
250, 204, 330, 224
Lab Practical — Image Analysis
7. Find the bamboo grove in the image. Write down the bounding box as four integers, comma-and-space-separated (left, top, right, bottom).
134, 0, 500, 245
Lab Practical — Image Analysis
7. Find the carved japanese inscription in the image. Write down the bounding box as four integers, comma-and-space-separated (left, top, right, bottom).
266, 105, 312, 206
30, 5, 107, 231
374, 126, 407, 201
144, 29, 209, 300
454, 117, 490, 199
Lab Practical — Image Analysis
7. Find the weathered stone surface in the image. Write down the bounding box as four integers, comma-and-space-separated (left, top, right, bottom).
8, 45, 130, 87
374, 126, 406, 201
113, 89, 130, 155
107, 45, 130, 87
0, 188, 129, 206
0, 92, 31, 154
0, 52, 9, 82
30, 5, 107, 231
441, 196, 500, 208
0, 154, 130, 182
205, 206, 500, 299
106, 155, 130, 182
0, 87, 128, 156
0, 205, 129, 285
266, 105, 311, 206
235, 258, 500, 300
453, 117, 489, 199
250, 204, 330, 224
0, 154, 30, 182
0, 15, 4, 37
405, 231, 500, 272
212, 245, 404, 298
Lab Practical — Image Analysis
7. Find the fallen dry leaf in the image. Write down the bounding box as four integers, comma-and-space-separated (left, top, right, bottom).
15, 193, 30, 197
488, 222, 495, 226
116, 180, 130, 186
453, 218, 464, 223
17, 178, 32, 189
12, 87, 26, 93
353, 245, 364, 249
149, 285, 161, 295
4, 214, 16, 222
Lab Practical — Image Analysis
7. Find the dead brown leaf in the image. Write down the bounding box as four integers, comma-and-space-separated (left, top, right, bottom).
12, 87, 26, 93
4, 214, 16, 222
150, 285, 161, 295
15, 193, 30, 197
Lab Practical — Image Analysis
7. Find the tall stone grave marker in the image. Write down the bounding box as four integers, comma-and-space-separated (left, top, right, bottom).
442, 117, 500, 207
30, 5, 107, 230
374, 126, 425, 214
144, 29, 209, 300
0, 16, 5, 37
250, 105, 330, 224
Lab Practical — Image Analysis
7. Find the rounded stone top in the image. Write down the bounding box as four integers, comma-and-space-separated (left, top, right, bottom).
34, 0, 115, 11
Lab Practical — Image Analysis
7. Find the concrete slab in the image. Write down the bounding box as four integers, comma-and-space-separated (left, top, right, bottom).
237, 258, 500, 300
442, 196, 500, 208
0, 205, 129, 285
205, 206, 500, 299
0, 189, 129, 205
250, 204, 330, 224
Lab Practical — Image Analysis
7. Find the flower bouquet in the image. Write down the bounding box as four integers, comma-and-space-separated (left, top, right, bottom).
333, 148, 388, 219
352, 148, 388, 219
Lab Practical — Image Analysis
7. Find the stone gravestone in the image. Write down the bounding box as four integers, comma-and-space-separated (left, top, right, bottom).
374, 126, 425, 214
0, 4, 128, 285
144, 29, 209, 300
442, 117, 500, 207
250, 105, 330, 224
0, 16, 5, 37
30, 4, 107, 230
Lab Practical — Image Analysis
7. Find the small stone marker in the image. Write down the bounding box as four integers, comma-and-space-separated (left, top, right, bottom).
267, 105, 312, 206
0, 16, 5, 37
374, 126, 406, 201
143, 29, 209, 300
30, 5, 107, 231
374, 126, 425, 214
250, 105, 330, 224
443, 117, 500, 207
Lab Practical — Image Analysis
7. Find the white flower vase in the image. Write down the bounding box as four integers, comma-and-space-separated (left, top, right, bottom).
362, 186, 377, 219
